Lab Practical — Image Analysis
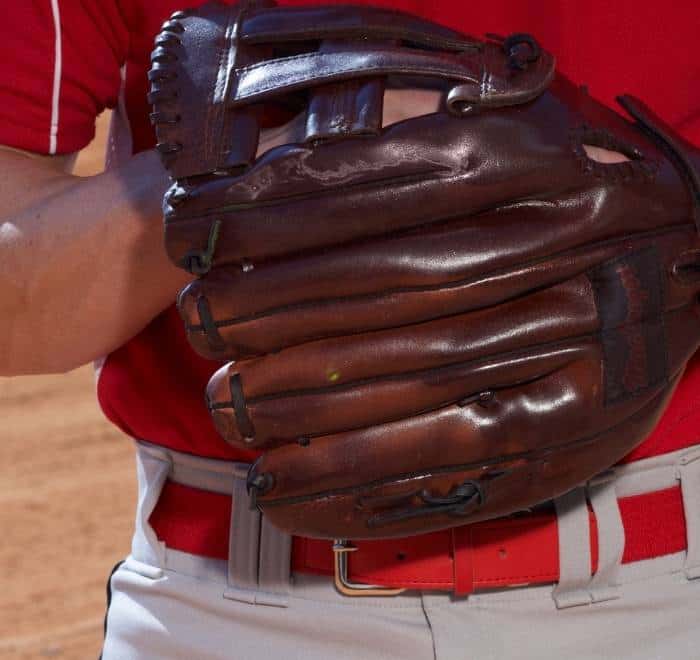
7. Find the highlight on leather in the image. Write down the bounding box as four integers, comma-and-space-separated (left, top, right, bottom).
150, 1, 700, 539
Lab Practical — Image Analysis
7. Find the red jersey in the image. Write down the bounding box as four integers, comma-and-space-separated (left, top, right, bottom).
2, 0, 699, 463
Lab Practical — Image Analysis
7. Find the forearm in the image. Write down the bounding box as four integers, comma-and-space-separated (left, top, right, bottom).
0, 149, 192, 375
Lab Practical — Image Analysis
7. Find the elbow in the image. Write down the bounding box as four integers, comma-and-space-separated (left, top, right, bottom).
1, 311, 94, 376
0, 295, 88, 377
0, 226, 85, 375
0, 331, 89, 376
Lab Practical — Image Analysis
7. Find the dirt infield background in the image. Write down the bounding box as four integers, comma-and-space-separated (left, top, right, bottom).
0, 114, 138, 659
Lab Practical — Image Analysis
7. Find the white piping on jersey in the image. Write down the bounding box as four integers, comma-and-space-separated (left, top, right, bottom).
49, 0, 63, 154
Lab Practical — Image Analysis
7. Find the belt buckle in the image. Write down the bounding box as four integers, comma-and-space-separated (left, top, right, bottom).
332, 539, 406, 597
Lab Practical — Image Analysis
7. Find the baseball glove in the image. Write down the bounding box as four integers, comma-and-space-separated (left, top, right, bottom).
149, 1, 700, 539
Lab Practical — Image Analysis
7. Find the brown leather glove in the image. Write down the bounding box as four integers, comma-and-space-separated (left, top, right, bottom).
149, 1, 700, 539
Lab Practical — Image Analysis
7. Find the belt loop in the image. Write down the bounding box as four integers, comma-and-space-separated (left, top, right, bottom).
552, 487, 593, 609
223, 467, 291, 607
257, 517, 292, 607
132, 442, 172, 575
586, 470, 624, 603
224, 470, 262, 604
677, 446, 700, 579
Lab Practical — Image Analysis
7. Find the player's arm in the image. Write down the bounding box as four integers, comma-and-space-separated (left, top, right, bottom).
0, 65, 625, 381
0, 145, 192, 376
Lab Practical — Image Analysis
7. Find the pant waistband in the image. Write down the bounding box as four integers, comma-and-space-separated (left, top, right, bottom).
133, 441, 700, 609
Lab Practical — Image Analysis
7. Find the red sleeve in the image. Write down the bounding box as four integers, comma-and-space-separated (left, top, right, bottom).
0, 1, 129, 155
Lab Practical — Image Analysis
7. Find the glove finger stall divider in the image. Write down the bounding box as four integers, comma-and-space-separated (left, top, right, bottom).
151, 1, 700, 539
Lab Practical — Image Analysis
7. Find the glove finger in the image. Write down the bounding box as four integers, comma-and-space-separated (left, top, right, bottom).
209, 302, 698, 449
206, 227, 700, 447
248, 361, 682, 539
178, 210, 698, 361
206, 275, 597, 446
178, 197, 587, 360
